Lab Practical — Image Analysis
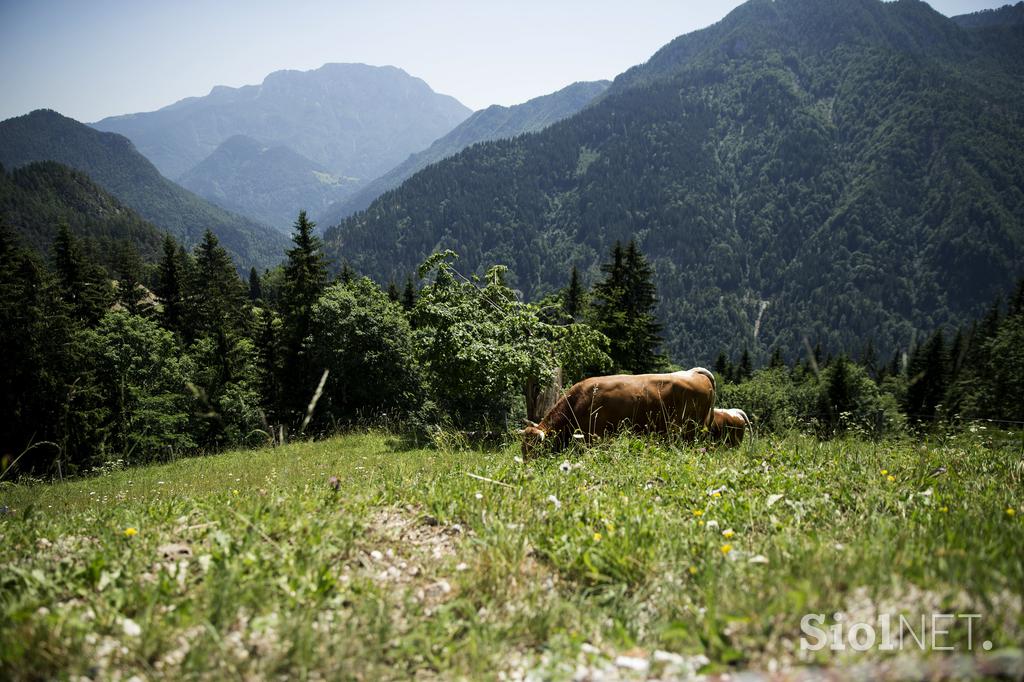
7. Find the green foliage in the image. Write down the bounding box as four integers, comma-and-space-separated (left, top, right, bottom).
589, 241, 664, 373
82, 311, 195, 464
308, 278, 424, 422
0, 110, 289, 269
323, 2, 1024, 364
281, 211, 329, 419
0, 161, 163, 263
51, 223, 114, 324
412, 254, 553, 428
2, 431, 1022, 678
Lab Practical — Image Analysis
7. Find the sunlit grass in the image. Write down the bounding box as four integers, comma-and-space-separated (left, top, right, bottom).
1, 430, 1021, 679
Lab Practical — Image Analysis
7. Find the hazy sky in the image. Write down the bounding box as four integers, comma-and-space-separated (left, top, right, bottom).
0, 0, 1011, 122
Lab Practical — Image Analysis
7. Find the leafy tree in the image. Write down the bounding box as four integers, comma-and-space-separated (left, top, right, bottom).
308, 278, 424, 423
83, 311, 195, 464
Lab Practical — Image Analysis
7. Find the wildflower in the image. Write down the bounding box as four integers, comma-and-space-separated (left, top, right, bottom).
122, 617, 142, 637
709, 485, 727, 497
939, 506, 949, 513
887, 475, 896, 483
688, 566, 698, 575
722, 528, 735, 539
593, 532, 602, 542
547, 495, 561, 510
1008, 508, 1017, 516
748, 555, 769, 564
232, 489, 239, 495
124, 527, 138, 537
720, 544, 733, 555
692, 509, 704, 517
880, 469, 888, 475
559, 461, 572, 473
474, 492, 483, 500
705, 520, 719, 530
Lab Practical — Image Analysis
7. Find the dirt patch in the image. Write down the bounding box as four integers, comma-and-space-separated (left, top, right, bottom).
347, 506, 470, 606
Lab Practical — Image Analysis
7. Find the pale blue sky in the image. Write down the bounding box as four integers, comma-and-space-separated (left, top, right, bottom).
0, 0, 1011, 122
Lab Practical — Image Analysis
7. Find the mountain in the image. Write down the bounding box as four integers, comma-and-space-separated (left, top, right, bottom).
0, 110, 289, 269
319, 80, 611, 225
92, 63, 472, 182
0, 160, 164, 262
323, 0, 1024, 365
951, 2, 1024, 29
178, 134, 358, 232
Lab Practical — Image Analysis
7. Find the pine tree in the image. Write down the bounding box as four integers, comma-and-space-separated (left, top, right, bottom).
737, 348, 753, 381
281, 211, 329, 417
387, 280, 400, 303
590, 240, 663, 373
155, 235, 185, 335
714, 351, 732, 384
402, 276, 417, 313
248, 267, 263, 303
189, 230, 245, 338
565, 266, 583, 320
113, 241, 146, 315
52, 223, 112, 324
905, 330, 948, 422
860, 339, 878, 380
768, 347, 785, 369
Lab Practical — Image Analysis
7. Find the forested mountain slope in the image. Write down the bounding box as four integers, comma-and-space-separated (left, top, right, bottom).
0, 161, 164, 262
319, 80, 610, 224
324, 0, 1024, 364
0, 110, 289, 269
178, 134, 356, 233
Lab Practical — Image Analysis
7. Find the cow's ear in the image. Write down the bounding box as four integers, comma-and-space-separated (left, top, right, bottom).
522, 418, 539, 428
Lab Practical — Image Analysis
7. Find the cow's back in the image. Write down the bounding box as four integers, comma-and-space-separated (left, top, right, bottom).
557, 371, 714, 440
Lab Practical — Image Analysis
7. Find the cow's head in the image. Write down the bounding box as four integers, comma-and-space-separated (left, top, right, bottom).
520, 420, 546, 460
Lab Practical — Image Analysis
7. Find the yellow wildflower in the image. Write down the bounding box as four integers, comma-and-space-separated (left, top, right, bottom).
720, 544, 733, 555
1008, 508, 1017, 516
887, 475, 896, 483
124, 527, 138, 537
692, 509, 704, 517
722, 529, 735, 539
688, 566, 698, 575
232, 489, 239, 495
881, 469, 888, 475
593, 532, 602, 542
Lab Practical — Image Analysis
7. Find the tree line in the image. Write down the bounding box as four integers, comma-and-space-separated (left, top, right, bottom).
3, 215, 673, 477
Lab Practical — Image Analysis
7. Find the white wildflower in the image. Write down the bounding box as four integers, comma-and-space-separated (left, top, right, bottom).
122, 617, 142, 637
547, 495, 562, 510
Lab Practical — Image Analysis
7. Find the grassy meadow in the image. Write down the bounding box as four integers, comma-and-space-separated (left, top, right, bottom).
1, 429, 1022, 680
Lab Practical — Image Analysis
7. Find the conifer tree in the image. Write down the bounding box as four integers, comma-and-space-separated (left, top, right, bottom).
402, 276, 416, 314
769, 347, 785, 369
590, 240, 663, 373
248, 267, 263, 303
51, 223, 112, 324
737, 348, 753, 381
565, 266, 583, 321
155, 235, 185, 335
281, 211, 329, 416
189, 230, 245, 339
387, 280, 400, 303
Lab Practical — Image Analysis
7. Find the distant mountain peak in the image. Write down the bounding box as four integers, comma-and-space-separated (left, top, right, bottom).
92, 63, 472, 181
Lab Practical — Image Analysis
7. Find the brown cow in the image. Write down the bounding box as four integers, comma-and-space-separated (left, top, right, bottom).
521, 368, 716, 458
709, 408, 750, 446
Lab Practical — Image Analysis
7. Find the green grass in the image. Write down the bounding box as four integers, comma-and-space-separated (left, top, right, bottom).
1, 430, 1022, 679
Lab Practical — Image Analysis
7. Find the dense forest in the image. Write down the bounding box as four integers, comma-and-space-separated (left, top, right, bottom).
324, 0, 1024, 365
3, 203, 1022, 480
